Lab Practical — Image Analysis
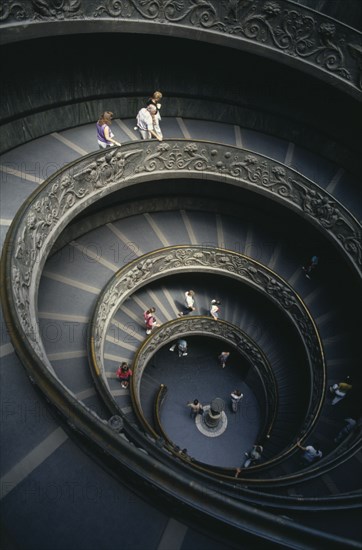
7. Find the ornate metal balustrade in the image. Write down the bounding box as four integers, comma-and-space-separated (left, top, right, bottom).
132, 321, 277, 473
0, 138, 360, 526
1, 1, 361, 98
2, 138, 359, 397
132, 317, 277, 441
89, 244, 324, 450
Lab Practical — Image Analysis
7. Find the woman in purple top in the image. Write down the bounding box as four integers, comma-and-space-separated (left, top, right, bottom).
96, 111, 121, 149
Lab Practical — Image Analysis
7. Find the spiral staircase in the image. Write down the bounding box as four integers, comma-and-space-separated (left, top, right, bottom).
1, 2, 361, 550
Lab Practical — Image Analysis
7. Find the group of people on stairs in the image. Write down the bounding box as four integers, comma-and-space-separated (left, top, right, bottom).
97, 91, 163, 149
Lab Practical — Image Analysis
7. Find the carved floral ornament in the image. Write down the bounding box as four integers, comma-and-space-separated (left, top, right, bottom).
5, 140, 360, 364
90, 246, 324, 384
0, 1, 360, 93
89, 246, 324, 440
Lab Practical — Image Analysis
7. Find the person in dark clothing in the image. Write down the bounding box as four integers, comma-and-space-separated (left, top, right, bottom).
297, 441, 322, 465
169, 339, 188, 357
146, 91, 162, 113
302, 255, 319, 279
334, 418, 359, 444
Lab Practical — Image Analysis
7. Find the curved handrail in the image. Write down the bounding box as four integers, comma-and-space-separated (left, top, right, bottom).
126, 316, 277, 445
0, 138, 360, 520
6, 136, 356, 389
89, 245, 324, 454
129, 383, 362, 495
153, 385, 197, 462
151, 383, 261, 478
153, 384, 169, 440
148, 363, 362, 490
151, 380, 267, 479
91, 314, 278, 447
4, 141, 361, 331
1, 1, 361, 98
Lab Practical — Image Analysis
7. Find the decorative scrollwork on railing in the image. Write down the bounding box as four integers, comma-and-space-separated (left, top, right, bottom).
142, 144, 361, 269
98, 0, 361, 91
0, 133, 359, 528
1, 135, 358, 507
1, 1, 360, 94
32, 0, 83, 19
89, 244, 324, 442
0, 1, 26, 21
3, 140, 360, 366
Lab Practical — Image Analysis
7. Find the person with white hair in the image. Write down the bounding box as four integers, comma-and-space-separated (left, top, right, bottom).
136, 104, 163, 141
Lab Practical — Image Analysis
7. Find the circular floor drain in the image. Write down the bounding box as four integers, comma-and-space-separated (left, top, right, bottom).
195, 405, 228, 437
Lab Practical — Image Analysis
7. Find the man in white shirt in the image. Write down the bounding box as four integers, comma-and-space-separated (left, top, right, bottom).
178, 290, 196, 316
136, 104, 163, 141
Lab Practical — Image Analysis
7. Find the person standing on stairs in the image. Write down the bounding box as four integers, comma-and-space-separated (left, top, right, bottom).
116, 362, 133, 389
235, 445, 263, 476
146, 90, 163, 114
230, 389, 243, 412
329, 376, 353, 405
169, 339, 188, 357
145, 91, 163, 137
144, 307, 155, 324
186, 399, 203, 418
96, 111, 122, 149
210, 299, 221, 320
297, 441, 323, 465
136, 104, 163, 141
178, 290, 196, 316
144, 307, 160, 335
302, 254, 319, 279
218, 351, 230, 368
334, 418, 359, 444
